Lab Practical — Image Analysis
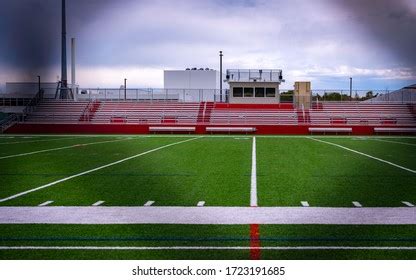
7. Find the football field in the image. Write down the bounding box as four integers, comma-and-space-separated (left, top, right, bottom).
0, 134, 415, 259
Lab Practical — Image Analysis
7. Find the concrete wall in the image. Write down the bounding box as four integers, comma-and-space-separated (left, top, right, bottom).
164, 70, 227, 102
164, 70, 226, 90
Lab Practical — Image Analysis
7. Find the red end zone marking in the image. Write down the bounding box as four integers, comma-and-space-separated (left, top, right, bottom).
250, 224, 261, 260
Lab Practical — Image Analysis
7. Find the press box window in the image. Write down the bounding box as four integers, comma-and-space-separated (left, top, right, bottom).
233, 87, 243, 97
255, 88, 265, 97
244, 87, 254, 97
266, 88, 276, 97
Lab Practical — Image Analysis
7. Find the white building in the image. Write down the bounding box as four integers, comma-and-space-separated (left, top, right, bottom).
164, 68, 227, 102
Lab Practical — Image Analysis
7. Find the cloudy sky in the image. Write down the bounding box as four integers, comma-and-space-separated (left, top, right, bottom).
0, 0, 415, 90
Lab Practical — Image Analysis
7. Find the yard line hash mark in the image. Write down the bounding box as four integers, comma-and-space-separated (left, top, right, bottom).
197, 201, 205, 207
92, 201, 105, 206
402, 201, 414, 207
353, 201, 362, 207
144, 201, 155, 207
301, 201, 309, 207
38, 201, 54, 207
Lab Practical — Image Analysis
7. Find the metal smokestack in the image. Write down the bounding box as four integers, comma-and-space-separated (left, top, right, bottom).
71, 38, 76, 88
61, 0, 68, 98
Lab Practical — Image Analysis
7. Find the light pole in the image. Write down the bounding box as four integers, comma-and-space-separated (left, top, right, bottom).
349, 77, 352, 100
219, 51, 223, 102
124, 78, 127, 100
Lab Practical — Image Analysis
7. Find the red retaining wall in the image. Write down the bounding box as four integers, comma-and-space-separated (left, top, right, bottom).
6, 123, 414, 135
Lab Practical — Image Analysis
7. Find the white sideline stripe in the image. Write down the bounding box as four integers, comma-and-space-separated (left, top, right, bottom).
352, 201, 362, 207
0, 137, 199, 203
0, 246, 415, 251
308, 137, 416, 174
250, 137, 257, 207
1, 206, 415, 224
197, 201, 205, 207
0, 138, 131, 160
402, 201, 415, 207
92, 201, 105, 206
374, 138, 416, 147
38, 201, 53, 207
0, 136, 89, 145
144, 201, 155, 207
301, 201, 309, 207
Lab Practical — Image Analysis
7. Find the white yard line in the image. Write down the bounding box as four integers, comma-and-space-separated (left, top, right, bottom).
250, 137, 257, 207
308, 137, 416, 174
0, 246, 415, 251
2, 206, 415, 224
0, 136, 89, 145
144, 201, 155, 207
38, 201, 54, 207
92, 201, 105, 206
402, 201, 415, 207
0, 138, 131, 160
352, 201, 362, 207
197, 201, 205, 207
0, 137, 199, 203
301, 201, 309, 207
373, 138, 416, 147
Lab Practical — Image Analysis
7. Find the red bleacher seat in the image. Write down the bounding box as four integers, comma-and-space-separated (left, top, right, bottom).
309, 102, 415, 126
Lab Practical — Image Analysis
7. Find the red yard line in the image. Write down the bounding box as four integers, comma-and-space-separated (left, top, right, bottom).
250, 224, 261, 260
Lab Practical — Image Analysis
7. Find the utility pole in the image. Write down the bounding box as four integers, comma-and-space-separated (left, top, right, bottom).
349, 77, 352, 100
61, 0, 68, 99
219, 51, 223, 102
71, 38, 76, 89
124, 78, 127, 100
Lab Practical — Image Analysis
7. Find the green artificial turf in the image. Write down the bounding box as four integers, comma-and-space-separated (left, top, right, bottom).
0, 135, 415, 260
0, 224, 415, 259
257, 137, 416, 207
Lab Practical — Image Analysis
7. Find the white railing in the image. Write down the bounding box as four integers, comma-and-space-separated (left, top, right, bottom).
0, 114, 19, 133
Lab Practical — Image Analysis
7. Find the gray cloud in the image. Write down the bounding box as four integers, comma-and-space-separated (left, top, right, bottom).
0, 0, 415, 89
330, 0, 416, 66
0, 0, 114, 71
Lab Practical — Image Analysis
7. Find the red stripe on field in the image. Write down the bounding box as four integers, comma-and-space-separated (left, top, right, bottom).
250, 224, 261, 260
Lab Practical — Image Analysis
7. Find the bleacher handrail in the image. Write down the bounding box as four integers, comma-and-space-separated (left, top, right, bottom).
22, 89, 44, 118
0, 113, 19, 133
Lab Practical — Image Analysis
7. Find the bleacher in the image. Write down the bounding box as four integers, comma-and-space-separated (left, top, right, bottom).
309, 102, 416, 126
20, 100, 416, 132
209, 104, 298, 125
91, 101, 200, 124
25, 100, 89, 123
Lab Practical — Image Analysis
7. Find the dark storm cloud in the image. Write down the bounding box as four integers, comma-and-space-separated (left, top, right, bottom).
0, 0, 114, 71
332, 0, 416, 66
